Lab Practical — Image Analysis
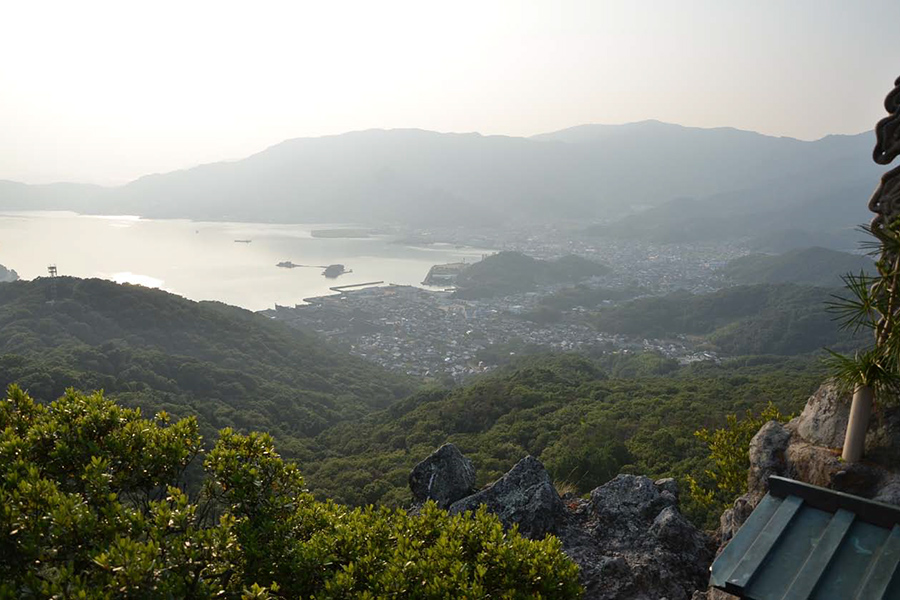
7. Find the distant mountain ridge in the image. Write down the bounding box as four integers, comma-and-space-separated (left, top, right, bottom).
0, 121, 881, 230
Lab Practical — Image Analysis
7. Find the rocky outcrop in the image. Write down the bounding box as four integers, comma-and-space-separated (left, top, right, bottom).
408, 443, 476, 508
564, 474, 713, 600
746, 420, 791, 502
794, 381, 900, 463
709, 381, 900, 599
415, 449, 713, 600
727, 382, 900, 524
795, 382, 850, 448
449, 456, 564, 539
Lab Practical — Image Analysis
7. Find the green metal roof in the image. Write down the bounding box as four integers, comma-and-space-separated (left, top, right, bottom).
710, 476, 900, 600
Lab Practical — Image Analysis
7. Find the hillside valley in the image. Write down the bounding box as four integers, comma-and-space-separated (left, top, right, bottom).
0, 275, 845, 522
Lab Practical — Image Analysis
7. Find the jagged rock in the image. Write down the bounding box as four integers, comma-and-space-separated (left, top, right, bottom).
449, 456, 563, 539
408, 443, 475, 508
412, 450, 713, 599
591, 474, 675, 522
873, 476, 900, 505
865, 404, 900, 464
747, 420, 791, 498
717, 495, 754, 548
656, 477, 679, 500
787, 440, 885, 497
795, 381, 850, 448
564, 475, 712, 600
782, 439, 841, 489
650, 506, 696, 547
794, 381, 900, 462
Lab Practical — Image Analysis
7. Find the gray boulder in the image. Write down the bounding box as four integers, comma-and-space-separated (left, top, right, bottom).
410, 450, 713, 599
747, 420, 792, 498
795, 381, 900, 462
449, 455, 563, 539
565, 475, 713, 600
591, 474, 674, 522
650, 506, 699, 548
864, 403, 900, 464
408, 443, 475, 508
655, 477, 679, 500
796, 382, 850, 448
873, 477, 900, 506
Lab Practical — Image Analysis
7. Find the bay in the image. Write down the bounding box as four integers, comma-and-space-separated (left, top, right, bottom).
0, 211, 489, 311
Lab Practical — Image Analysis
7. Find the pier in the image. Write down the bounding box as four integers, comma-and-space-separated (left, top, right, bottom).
329, 281, 384, 292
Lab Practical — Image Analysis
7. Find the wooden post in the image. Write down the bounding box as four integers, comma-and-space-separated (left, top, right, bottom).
842, 384, 874, 462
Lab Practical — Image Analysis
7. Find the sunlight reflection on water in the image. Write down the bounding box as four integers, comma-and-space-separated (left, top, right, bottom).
0, 211, 490, 310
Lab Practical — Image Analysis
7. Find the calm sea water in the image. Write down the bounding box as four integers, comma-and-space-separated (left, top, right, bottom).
0, 211, 489, 310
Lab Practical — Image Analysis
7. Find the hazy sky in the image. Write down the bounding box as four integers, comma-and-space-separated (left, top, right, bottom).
3, 0, 900, 185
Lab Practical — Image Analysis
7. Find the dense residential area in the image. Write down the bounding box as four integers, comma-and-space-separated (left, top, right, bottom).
265, 233, 861, 380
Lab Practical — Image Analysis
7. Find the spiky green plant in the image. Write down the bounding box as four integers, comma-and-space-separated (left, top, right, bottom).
823, 347, 900, 397
825, 223, 900, 403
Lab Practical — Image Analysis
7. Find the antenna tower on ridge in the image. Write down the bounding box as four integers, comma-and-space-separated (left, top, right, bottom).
47, 264, 58, 304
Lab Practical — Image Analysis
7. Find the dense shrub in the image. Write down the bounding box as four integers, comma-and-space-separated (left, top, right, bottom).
0, 385, 581, 599
685, 402, 790, 527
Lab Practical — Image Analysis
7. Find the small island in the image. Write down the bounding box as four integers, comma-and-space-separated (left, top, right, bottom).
276, 261, 351, 278
323, 264, 351, 278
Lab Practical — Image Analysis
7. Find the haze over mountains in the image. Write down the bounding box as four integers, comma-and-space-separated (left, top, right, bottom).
0, 121, 882, 245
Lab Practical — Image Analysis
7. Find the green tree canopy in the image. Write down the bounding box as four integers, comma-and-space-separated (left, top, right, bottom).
0, 385, 581, 599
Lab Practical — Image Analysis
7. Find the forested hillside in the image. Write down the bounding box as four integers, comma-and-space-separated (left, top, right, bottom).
303, 353, 824, 524
592, 284, 864, 355
724, 246, 873, 287
0, 277, 413, 457
0, 277, 836, 528
453, 251, 611, 299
